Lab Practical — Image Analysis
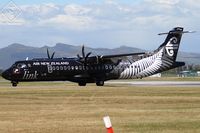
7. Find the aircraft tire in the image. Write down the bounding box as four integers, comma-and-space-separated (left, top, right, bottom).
96, 81, 104, 86
78, 82, 86, 86
11, 81, 18, 87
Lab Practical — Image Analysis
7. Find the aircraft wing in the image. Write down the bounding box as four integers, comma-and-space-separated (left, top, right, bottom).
76, 45, 145, 64
99, 52, 145, 59
81, 52, 145, 64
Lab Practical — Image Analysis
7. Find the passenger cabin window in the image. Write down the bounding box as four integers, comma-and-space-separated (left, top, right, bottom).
64, 66, 67, 70
79, 66, 82, 70
12, 64, 16, 67
67, 66, 70, 70
109, 65, 112, 69
105, 65, 108, 70
75, 66, 78, 70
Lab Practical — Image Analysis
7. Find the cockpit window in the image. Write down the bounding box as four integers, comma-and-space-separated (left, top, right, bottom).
17, 63, 27, 68
13, 68, 20, 74
12, 64, 16, 67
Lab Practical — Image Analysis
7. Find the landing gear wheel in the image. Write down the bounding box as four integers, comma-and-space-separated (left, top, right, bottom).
96, 81, 104, 86
78, 82, 86, 86
11, 81, 18, 87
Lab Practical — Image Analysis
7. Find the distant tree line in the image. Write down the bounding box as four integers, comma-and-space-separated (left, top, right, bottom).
162, 64, 200, 76
176, 64, 200, 72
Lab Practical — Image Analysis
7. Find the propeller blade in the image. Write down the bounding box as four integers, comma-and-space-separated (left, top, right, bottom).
82, 45, 85, 59
47, 49, 50, 59
77, 54, 81, 59
47, 48, 55, 59
85, 52, 92, 63
85, 52, 92, 59
51, 52, 55, 59
96, 55, 100, 64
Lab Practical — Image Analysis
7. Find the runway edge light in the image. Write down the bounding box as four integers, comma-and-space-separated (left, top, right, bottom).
103, 116, 114, 133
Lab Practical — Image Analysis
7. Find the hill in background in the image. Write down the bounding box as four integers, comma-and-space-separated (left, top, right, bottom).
0, 43, 200, 70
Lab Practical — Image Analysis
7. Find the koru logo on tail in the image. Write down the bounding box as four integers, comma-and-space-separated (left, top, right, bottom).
165, 37, 178, 56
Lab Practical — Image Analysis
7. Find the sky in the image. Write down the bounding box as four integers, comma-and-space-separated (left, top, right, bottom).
0, 0, 200, 53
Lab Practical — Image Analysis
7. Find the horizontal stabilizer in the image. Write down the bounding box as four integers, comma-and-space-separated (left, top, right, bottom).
158, 30, 196, 35
171, 62, 185, 69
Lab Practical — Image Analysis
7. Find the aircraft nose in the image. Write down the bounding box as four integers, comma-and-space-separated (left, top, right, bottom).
2, 70, 11, 80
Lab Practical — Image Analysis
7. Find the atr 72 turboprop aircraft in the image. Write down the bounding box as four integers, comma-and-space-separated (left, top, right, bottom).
2, 27, 193, 86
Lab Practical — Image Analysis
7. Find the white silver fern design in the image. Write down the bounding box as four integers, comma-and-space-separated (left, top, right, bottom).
120, 48, 164, 79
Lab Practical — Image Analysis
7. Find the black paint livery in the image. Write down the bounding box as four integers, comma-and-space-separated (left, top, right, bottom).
2, 27, 192, 86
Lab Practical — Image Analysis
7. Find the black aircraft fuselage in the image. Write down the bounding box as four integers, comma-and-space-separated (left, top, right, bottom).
4, 58, 122, 86
2, 27, 192, 86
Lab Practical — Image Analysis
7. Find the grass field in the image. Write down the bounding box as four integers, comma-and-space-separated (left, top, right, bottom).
0, 79, 200, 133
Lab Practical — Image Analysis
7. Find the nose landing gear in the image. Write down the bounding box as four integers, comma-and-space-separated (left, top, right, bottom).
11, 81, 18, 87
78, 82, 86, 86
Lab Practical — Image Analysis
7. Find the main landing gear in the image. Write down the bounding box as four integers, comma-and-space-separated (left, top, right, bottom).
11, 81, 18, 87
78, 82, 86, 86
96, 80, 104, 86
78, 81, 104, 86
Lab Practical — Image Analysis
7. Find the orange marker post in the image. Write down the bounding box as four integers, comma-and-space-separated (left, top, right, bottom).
103, 116, 114, 133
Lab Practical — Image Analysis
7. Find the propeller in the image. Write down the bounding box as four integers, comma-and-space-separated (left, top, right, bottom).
47, 48, 55, 59
77, 45, 92, 64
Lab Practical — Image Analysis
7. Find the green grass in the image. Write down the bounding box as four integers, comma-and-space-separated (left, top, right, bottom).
0, 81, 200, 133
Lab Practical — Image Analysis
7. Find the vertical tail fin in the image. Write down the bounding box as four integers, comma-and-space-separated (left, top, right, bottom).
155, 27, 194, 71
156, 27, 184, 62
